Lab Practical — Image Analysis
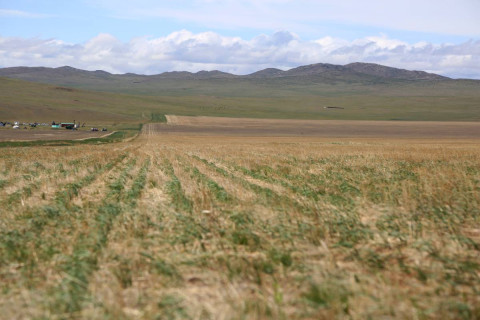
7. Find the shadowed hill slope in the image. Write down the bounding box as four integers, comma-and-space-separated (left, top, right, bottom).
0, 62, 452, 96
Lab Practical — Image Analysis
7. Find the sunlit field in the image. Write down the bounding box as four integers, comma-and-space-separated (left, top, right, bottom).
1, 131, 479, 319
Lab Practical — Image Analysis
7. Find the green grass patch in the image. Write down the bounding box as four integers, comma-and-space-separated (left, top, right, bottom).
0, 129, 137, 148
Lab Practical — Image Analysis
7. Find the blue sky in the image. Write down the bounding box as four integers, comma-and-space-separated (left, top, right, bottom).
1, 0, 480, 78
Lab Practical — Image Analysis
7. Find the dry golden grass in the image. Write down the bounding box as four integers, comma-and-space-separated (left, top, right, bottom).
0, 132, 479, 319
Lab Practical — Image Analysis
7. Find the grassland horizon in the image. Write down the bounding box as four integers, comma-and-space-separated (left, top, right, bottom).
1, 61, 479, 320
2, 66, 480, 124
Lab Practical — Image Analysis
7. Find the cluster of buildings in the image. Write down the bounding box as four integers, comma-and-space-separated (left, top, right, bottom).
0, 121, 85, 130
0, 121, 49, 128
0, 120, 106, 132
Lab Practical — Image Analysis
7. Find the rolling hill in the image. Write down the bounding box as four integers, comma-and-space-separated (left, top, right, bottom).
0, 62, 448, 90
0, 62, 479, 123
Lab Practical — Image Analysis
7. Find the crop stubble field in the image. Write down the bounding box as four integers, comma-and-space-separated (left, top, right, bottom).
0, 118, 479, 319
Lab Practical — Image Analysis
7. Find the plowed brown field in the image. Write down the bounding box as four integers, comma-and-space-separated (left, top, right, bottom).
141, 115, 480, 138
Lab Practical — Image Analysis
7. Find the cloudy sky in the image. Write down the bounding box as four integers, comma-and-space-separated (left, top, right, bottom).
1, 0, 479, 78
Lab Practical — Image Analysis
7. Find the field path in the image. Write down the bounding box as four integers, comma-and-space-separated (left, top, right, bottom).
0, 129, 110, 142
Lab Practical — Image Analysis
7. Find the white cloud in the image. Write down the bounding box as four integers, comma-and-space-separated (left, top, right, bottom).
1, 31, 479, 78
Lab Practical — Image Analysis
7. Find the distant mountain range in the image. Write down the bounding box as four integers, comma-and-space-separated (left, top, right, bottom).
0, 62, 448, 84
1, 61, 479, 123
2, 62, 470, 101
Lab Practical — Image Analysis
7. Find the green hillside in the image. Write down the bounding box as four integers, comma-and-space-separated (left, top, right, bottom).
1, 68, 480, 123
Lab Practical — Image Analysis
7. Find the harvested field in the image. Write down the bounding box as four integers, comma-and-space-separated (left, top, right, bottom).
143, 115, 480, 138
0, 128, 111, 142
1, 122, 480, 319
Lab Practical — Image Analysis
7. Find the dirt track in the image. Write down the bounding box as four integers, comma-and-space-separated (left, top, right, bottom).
0, 129, 108, 142
142, 115, 480, 139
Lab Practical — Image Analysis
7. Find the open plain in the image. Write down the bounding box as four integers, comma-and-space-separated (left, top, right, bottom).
0, 119, 479, 319
2, 4, 480, 319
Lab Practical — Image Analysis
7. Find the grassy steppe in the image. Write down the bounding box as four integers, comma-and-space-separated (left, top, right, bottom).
0, 134, 479, 319
1, 76, 480, 123
0, 129, 137, 148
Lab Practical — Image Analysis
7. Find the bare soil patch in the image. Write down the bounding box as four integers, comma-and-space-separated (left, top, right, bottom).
0, 128, 109, 142
148, 115, 480, 138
